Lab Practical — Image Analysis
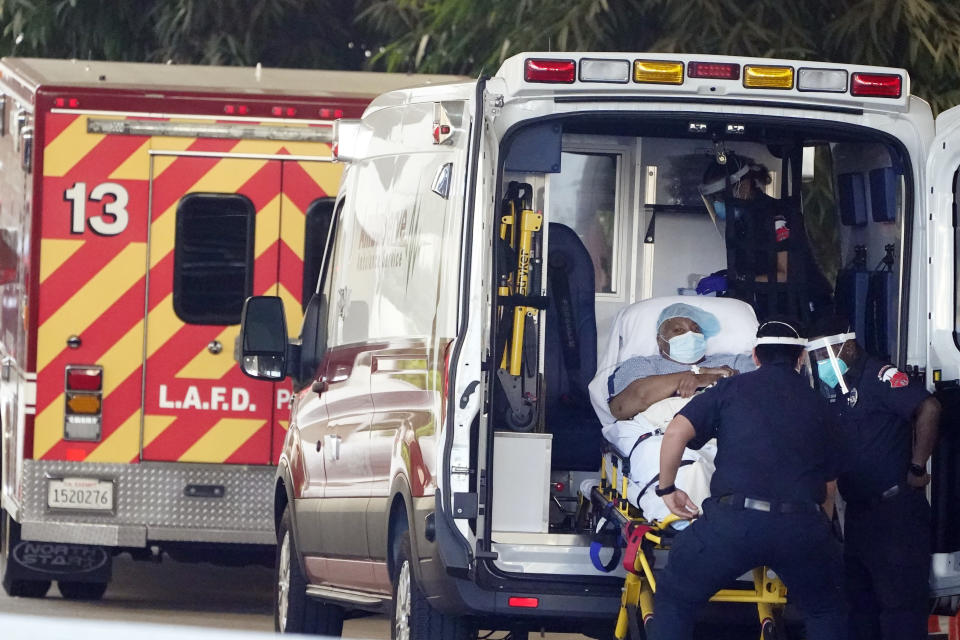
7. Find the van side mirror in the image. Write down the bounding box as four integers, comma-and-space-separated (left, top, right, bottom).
238, 296, 288, 380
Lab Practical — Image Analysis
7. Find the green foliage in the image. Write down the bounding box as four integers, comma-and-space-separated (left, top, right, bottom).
360, 0, 960, 113
0, 0, 372, 70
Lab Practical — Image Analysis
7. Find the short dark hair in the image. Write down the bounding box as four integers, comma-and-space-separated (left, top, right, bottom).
754, 317, 805, 365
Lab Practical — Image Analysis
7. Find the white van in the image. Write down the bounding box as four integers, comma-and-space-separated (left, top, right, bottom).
238, 53, 960, 637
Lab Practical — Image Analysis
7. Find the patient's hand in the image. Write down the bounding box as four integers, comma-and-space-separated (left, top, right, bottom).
663, 488, 700, 519
701, 365, 737, 379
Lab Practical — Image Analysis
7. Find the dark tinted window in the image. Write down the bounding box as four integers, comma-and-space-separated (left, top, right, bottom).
173, 193, 255, 325
302, 198, 335, 310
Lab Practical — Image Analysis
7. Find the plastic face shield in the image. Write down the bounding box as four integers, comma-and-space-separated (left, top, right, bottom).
698, 161, 753, 226
805, 332, 856, 394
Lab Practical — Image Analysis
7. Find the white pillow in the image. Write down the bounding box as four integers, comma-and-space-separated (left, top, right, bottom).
616, 295, 758, 361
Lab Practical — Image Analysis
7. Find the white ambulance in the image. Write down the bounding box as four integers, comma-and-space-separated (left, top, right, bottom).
238, 52, 960, 637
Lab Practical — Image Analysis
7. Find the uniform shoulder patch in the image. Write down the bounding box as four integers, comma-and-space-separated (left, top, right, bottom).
773, 215, 790, 242
878, 364, 909, 388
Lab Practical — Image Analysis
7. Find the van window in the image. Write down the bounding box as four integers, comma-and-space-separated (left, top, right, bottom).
549, 152, 618, 293
173, 193, 255, 325
302, 197, 335, 310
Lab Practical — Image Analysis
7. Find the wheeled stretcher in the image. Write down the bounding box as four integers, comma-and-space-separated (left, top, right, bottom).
590, 441, 790, 640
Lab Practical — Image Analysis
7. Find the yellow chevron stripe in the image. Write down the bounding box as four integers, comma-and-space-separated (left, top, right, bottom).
279, 420, 289, 431
174, 325, 240, 380
145, 293, 182, 357
37, 243, 146, 371
84, 412, 143, 463
43, 115, 106, 177
174, 283, 276, 380
150, 136, 208, 178
178, 418, 265, 463
150, 157, 276, 269
108, 139, 151, 181
32, 400, 65, 459
280, 193, 305, 261
278, 283, 301, 339
280, 141, 332, 157
142, 414, 179, 449
255, 194, 282, 258
296, 159, 342, 197
39, 238, 85, 283
33, 316, 146, 459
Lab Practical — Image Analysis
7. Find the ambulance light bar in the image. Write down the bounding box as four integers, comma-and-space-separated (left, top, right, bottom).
688, 62, 740, 80
743, 65, 794, 89
851, 72, 902, 98
797, 68, 847, 93
515, 54, 907, 105
525, 59, 576, 83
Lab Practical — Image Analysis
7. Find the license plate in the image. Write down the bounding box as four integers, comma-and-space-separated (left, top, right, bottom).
47, 477, 114, 511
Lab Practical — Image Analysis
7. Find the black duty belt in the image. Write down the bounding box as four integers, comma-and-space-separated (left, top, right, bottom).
717, 494, 820, 514
845, 483, 914, 510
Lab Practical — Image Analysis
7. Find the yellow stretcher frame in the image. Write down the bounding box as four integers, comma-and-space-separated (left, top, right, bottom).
596, 449, 789, 640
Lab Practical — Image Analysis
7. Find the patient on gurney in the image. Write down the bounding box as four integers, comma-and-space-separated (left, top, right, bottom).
588, 299, 758, 522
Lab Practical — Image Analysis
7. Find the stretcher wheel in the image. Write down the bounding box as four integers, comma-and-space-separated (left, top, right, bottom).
760, 617, 788, 640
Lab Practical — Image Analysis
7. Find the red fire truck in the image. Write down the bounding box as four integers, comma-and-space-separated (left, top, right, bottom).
0, 57, 459, 599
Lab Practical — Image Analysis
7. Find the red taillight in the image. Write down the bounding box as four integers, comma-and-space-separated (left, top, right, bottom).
54, 97, 78, 108
320, 108, 331, 118
238, 105, 249, 115
66, 367, 102, 391
688, 61, 740, 80
224, 105, 236, 114
851, 73, 902, 98
524, 59, 576, 84
334, 109, 344, 119
508, 597, 539, 608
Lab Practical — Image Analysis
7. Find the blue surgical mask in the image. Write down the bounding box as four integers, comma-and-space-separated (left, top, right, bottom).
817, 358, 849, 389
668, 331, 706, 364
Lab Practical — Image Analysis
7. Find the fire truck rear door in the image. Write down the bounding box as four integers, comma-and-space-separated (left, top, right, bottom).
141, 152, 283, 465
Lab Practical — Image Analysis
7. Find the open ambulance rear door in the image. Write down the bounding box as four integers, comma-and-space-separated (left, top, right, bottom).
925, 104, 960, 603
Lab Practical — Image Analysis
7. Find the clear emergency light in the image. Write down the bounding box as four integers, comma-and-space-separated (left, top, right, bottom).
797, 68, 848, 93
63, 365, 103, 441
579, 58, 631, 83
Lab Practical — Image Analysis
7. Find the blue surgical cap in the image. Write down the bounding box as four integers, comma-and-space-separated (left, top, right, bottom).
656, 303, 721, 339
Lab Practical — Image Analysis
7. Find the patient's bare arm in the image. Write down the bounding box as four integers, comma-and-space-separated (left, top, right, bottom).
609, 370, 728, 419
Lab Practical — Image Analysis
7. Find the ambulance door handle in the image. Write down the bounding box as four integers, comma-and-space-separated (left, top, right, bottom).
325, 434, 341, 460
311, 377, 328, 395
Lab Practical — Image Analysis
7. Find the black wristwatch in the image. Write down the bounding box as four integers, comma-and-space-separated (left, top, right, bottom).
909, 463, 926, 477
655, 483, 677, 497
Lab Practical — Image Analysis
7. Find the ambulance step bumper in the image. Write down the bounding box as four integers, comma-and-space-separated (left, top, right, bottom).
18, 459, 276, 547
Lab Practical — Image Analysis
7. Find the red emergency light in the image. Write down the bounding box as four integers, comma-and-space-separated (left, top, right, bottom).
66, 367, 102, 391
688, 62, 740, 80
850, 73, 902, 98
272, 106, 298, 117
53, 97, 80, 108
508, 597, 539, 608
224, 105, 250, 115
524, 59, 576, 84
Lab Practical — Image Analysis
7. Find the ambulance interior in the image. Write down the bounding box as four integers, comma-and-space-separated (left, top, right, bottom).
482, 114, 910, 579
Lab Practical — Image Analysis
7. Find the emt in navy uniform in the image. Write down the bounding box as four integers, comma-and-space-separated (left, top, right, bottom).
808, 317, 941, 640
650, 319, 846, 640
